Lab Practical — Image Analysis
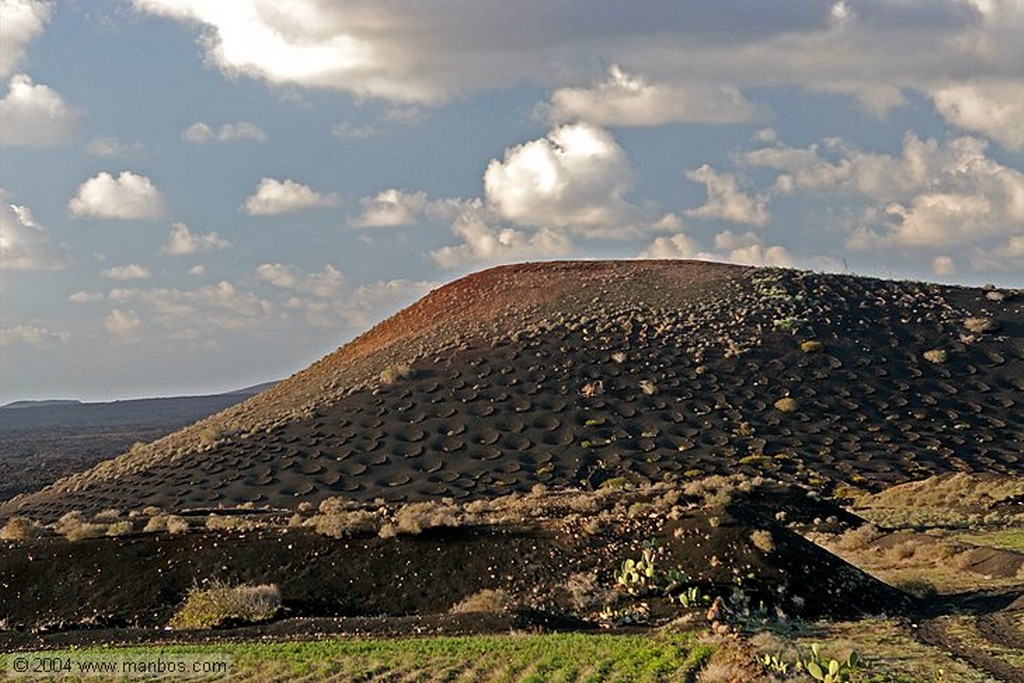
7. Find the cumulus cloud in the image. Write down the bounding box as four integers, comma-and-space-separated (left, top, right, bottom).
544, 66, 762, 126
685, 165, 769, 226
277, 272, 434, 329
640, 230, 794, 268
930, 81, 1024, 151
0, 0, 51, 77
162, 222, 230, 255
68, 171, 167, 220
242, 178, 338, 215
104, 308, 142, 336
0, 324, 67, 347
0, 74, 81, 146
352, 189, 428, 227
430, 199, 572, 269
0, 197, 67, 270
69, 290, 103, 303
357, 124, 671, 268
741, 132, 1024, 256
182, 120, 267, 144
713, 230, 793, 267
106, 281, 276, 337
255, 263, 299, 289
257, 263, 345, 298
86, 136, 145, 157
640, 233, 703, 259
101, 264, 151, 280
484, 123, 638, 235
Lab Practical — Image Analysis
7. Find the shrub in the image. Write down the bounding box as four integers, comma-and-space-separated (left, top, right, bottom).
685, 476, 735, 507
450, 589, 511, 613
0, 516, 42, 541
305, 510, 381, 538
923, 349, 947, 364
833, 523, 882, 551
393, 501, 461, 535
166, 515, 190, 535
773, 397, 798, 412
964, 317, 999, 334
205, 514, 261, 531
93, 509, 122, 522
750, 529, 775, 553
894, 578, 938, 599
380, 363, 413, 384
561, 572, 610, 612
55, 511, 108, 542
105, 520, 133, 537
638, 379, 658, 395
145, 514, 189, 535
800, 340, 823, 353
168, 582, 281, 630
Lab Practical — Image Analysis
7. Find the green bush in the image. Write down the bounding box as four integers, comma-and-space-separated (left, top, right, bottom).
168, 582, 281, 630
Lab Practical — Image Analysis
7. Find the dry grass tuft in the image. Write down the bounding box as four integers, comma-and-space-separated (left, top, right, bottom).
55, 511, 109, 542
0, 516, 43, 541
393, 501, 462, 534
144, 514, 189, 535
450, 589, 511, 614
750, 529, 775, 554
305, 510, 381, 538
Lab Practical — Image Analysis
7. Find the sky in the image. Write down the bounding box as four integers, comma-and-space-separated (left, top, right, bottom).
1, 1, 1023, 404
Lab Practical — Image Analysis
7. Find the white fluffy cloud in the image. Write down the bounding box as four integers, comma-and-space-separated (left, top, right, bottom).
104, 308, 142, 336
182, 120, 267, 144
242, 178, 338, 216
0, 324, 67, 347
106, 282, 275, 337
640, 233, 703, 260
162, 222, 230, 255
101, 264, 151, 280
544, 66, 762, 126
0, 74, 81, 146
640, 230, 794, 268
430, 199, 572, 269
257, 263, 345, 298
255, 263, 298, 289
0, 0, 51, 77
685, 165, 769, 226
352, 189, 428, 227
930, 81, 1024, 151
0, 197, 66, 270
358, 124, 670, 268
484, 123, 638, 235
68, 171, 167, 220
741, 132, 1024, 257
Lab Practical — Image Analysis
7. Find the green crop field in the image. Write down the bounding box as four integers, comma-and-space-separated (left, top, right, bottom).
2, 633, 713, 682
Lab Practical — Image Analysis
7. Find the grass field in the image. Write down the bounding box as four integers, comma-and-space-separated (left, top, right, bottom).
1, 633, 713, 682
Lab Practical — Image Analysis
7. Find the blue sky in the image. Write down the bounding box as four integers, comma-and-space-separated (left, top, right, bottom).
1, 0, 1023, 403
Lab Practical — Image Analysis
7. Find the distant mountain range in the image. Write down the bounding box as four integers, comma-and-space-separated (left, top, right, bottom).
0, 382, 277, 431
0, 381, 278, 503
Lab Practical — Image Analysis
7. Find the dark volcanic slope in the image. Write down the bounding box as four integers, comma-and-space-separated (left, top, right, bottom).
3, 260, 1021, 520
0, 384, 276, 503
